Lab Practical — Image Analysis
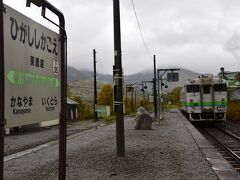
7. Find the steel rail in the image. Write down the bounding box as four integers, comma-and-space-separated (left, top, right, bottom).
202, 128, 240, 165
216, 127, 240, 142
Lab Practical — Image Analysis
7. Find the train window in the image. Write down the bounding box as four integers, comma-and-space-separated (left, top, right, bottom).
202, 85, 211, 94
214, 84, 227, 92
186, 85, 200, 93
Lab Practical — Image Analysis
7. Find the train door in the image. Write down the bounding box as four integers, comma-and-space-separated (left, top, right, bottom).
213, 83, 227, 120
186, 84, 201, 119
201, 85, 214, 119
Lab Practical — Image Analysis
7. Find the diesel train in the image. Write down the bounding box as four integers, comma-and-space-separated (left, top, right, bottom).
181, 74, 227, 122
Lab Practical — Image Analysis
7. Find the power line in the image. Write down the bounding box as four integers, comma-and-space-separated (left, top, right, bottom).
131, 0, 152, 59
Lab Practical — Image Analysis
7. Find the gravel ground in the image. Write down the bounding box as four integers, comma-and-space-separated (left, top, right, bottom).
4, 119, 105, 156
4, 113, 218, 180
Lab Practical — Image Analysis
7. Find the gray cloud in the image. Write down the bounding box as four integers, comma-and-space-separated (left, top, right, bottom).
4, 0, 240, 75
225, 31, 240, 65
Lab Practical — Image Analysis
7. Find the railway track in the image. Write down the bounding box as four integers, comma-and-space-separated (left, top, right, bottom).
199, 127, 240, 173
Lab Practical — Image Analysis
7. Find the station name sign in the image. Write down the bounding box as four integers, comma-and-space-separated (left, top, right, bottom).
3, 4, 61, 128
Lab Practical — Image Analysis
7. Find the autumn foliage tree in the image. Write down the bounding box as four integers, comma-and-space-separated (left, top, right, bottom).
98, 84, 113, 112
72, 96, 94, 120
169, 86, 182, 106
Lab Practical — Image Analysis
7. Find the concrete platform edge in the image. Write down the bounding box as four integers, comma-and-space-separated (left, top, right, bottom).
177, 110, 240, 180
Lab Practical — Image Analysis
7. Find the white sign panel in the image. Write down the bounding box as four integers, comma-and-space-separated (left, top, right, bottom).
3, 4, 61, 128
134, 81, 139, 87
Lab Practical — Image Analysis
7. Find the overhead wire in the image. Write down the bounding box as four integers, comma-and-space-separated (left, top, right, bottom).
130, 0, 152, 59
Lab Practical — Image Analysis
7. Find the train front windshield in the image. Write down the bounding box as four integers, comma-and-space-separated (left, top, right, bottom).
214, 84, 227, 92
186, 85, 200, 93
202, 85, 211, 94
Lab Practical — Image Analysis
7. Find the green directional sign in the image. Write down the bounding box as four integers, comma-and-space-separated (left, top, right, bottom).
7, 70, 59, 88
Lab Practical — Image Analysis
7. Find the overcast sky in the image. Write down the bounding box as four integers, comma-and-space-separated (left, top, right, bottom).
4, 0, 240, 75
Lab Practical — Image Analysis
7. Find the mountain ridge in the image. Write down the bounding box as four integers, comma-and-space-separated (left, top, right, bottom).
68, 66, 201, 86
67, 66, 201, 101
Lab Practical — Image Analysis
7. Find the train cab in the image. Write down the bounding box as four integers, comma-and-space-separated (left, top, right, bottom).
181, 74, 227, 122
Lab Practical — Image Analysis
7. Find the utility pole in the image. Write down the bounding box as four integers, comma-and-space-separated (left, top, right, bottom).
147, 94, 150, 111
153, 55, 157, 119
0, 1, 5, 179
141, 83, 145, 108
143, 88, 145, 108
160, 77, 164, 119
157, 70, 161, 120
93, 49, 98, 121
135, 88, 137, 111
131, 90, 134, 112
113, 0, 125, 157
125, 86, 128, 108
141, 80, 154, 113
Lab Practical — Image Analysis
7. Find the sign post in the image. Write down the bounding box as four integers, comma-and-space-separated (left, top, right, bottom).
26, 1, 67, 179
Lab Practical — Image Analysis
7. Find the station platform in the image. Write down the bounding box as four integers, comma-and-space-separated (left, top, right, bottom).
62, 110, 240, 179
4, 110, 240, 179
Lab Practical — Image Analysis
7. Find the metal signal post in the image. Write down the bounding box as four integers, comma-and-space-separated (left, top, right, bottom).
126, 84, 134, 112
93, 49, 98, 121
157, 68, 180, 119
153, 55, 157, 119
113, 0, 125, 157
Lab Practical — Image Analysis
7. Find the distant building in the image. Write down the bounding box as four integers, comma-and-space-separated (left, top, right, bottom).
67, 98, 79, 121
218, 69, 240, 101
96, 105, 111, 118
229, 89, 240, 101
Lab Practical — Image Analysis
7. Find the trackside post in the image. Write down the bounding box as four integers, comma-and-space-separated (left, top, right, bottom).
113, 0, 125, 157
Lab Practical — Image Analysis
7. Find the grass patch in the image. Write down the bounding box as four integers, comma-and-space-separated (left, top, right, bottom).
103, 115, 116, 122
227, 100, 240, 122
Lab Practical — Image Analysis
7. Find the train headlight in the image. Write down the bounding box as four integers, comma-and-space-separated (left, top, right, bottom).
219, 79, 223, 82
217, 107, 223, 111
190, 80, 195, 83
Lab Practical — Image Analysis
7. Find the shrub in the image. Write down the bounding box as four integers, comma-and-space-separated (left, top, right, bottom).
227, 100, 240, 122
104, 115, 116, 122
72, 96, 94, 120
98, 84, 113, 113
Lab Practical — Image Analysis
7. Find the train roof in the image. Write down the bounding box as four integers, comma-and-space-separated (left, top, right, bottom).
185, 75, 226, 85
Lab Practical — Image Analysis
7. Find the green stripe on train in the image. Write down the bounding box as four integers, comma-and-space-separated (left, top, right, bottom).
182, 101, 227, 107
